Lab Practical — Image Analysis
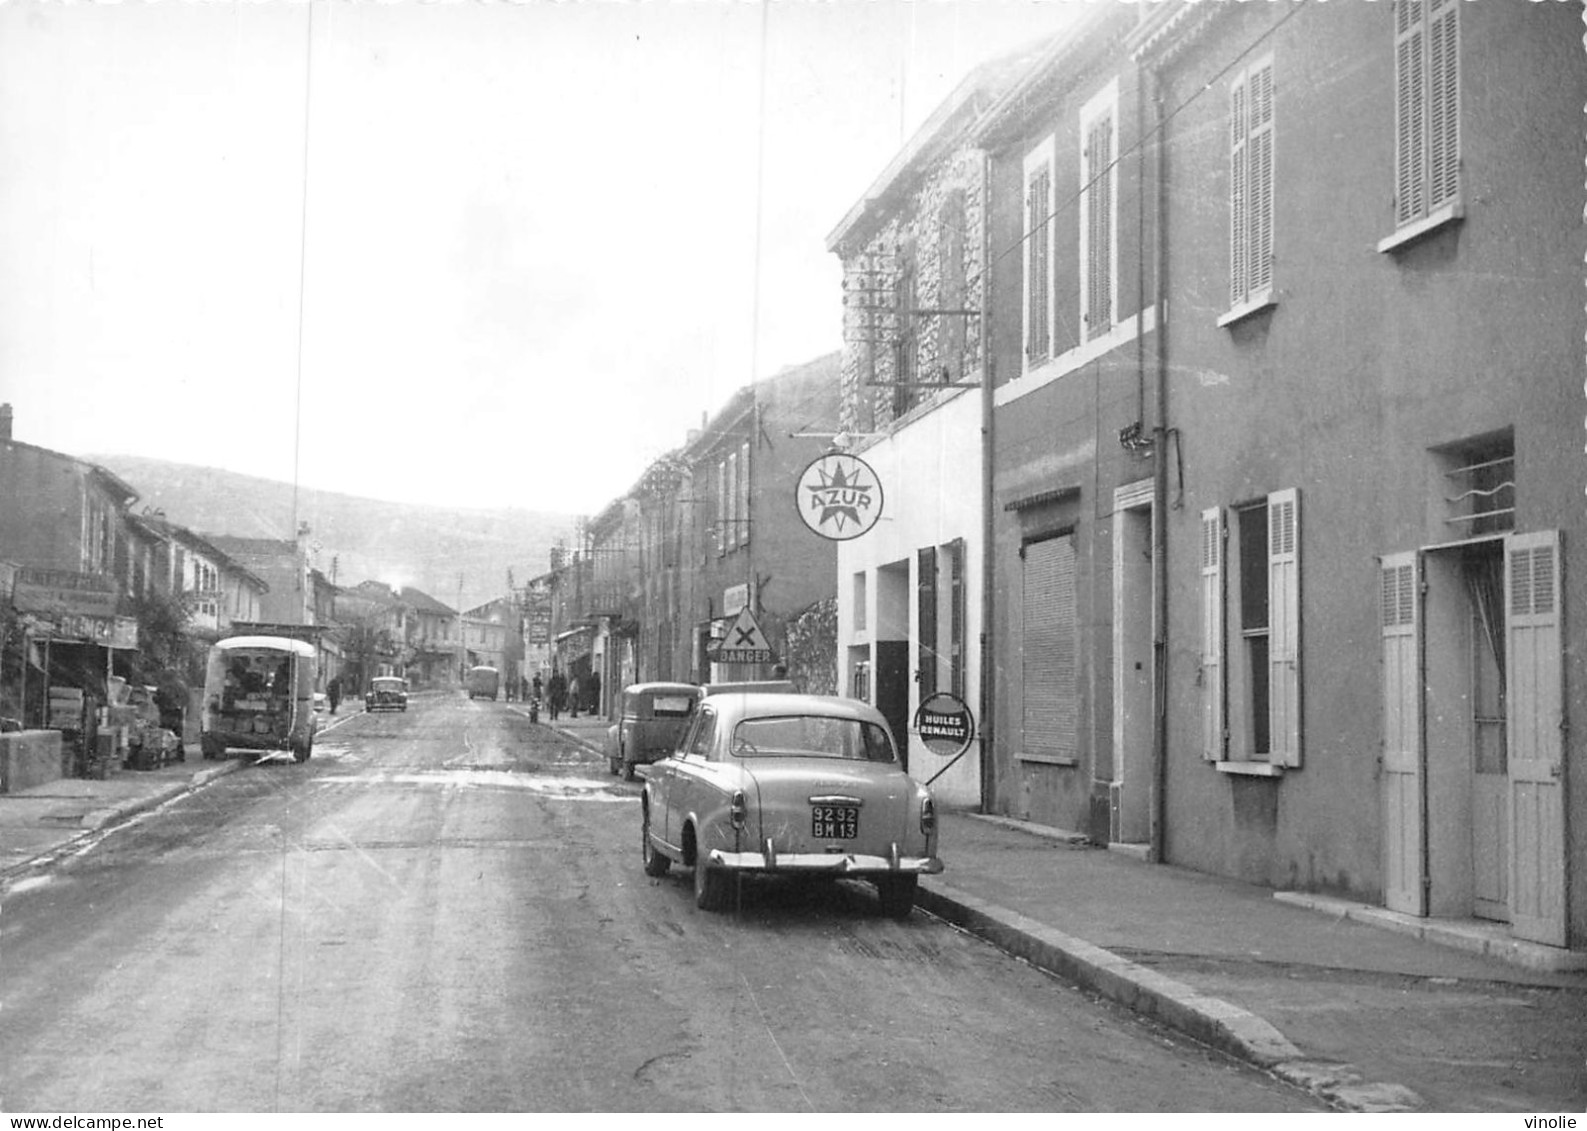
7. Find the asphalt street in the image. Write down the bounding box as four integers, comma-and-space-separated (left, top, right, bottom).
0, 693, 1326, 1113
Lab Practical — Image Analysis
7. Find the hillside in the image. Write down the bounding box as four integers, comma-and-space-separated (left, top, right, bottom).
93, 455, 574, 610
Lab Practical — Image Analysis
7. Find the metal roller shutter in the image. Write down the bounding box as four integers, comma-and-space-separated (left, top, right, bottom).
1022, 534, 1077, 759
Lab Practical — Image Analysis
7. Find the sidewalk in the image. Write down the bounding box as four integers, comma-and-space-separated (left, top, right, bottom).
543, 714, 1587, 1113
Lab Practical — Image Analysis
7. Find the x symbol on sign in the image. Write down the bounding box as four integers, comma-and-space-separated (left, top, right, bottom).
734, 627, 756, 645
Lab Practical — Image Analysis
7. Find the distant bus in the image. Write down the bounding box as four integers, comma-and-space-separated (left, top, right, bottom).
466, 665, 500, 701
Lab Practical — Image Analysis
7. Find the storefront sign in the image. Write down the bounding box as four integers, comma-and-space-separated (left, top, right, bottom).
13, 568, 119, 617
795, 453, 884, 541
914, 692, 975, 759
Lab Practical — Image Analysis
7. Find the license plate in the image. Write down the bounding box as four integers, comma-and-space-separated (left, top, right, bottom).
812, 805, 859, 839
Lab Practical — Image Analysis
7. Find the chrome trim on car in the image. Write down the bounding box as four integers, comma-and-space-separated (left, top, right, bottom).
808, 795, 863, 806
707, 848, 943, 875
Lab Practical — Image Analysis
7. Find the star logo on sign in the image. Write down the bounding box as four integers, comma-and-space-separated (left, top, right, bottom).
795, 453, 884, 541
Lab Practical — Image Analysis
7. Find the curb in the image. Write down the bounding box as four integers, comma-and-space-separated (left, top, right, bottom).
80, 758, 246, 831
916, 878, 1423, 1113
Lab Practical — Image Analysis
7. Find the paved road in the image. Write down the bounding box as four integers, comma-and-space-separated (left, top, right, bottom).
1, 695, 1325, 1112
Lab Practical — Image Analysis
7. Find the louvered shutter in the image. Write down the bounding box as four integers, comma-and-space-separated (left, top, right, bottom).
716, 459, 727, 556
1229, 74, 1249, 306
1267, 488, 1301, 766
1022, 535, 1077, 759
1393, 0, 1427, 224
1200, 508, 1225, 761
917, 546, 938, 699
1380, 551, 1424, 915
1505, 530, 1566, 946
737, 441, 750, 547
1026, 169, 1051, 361
1085, 115, 1113, 338
1248, 61, 1275, 296
1426, 0, 1460, 210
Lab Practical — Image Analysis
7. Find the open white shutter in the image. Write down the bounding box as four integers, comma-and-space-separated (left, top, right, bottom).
1200, 507, 1225, 761
1393, 0, 1427, 225
1426, 0, 1460, 211
1505, 530, 1566, 946
1380, 551, 1424, 915
1268, 488, 1301, 766
1229, 74, 1250, 306
1247, 60, 1275, 297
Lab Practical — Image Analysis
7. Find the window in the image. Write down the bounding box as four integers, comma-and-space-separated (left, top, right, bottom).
1388, 0, 1460, 238
1080, 81, 1118, 342
1229, 56, 1275, 314
852, 571, 868, 632
1023, 145, 1053, 366
892, 261, 918, 419
1021, 532, 1078, 762
1202, 489, 1301, 767
716, 457, 728, 556
1440, 431, 1514, 536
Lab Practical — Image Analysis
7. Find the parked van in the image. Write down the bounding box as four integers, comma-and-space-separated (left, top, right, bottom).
466, 665, 500, 701
607, 681, 703, 781
201, 635, 317, 762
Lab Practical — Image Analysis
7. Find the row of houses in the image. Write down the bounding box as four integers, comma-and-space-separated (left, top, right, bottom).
535, 1, 1585, 957
0, 405, 522, 731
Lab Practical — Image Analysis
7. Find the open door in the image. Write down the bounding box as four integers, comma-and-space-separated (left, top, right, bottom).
1505, 530, 1567, 946
1381, 551, 1424, 916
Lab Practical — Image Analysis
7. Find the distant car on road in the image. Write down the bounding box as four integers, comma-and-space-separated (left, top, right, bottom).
640, 691, 942, 919
367, 676, 409, 713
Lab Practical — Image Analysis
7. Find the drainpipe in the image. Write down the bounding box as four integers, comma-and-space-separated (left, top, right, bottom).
979, 149, 997, 813
1148, 71, 1170, 865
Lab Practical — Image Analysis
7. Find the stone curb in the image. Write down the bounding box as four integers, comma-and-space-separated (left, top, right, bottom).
80, 758, 246, 831
916, 878, 1424, 1113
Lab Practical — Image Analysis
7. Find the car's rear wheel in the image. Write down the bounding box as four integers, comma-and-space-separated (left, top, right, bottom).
874, 874, 918, 920
693, 844, 730, 911
641, 807, 670, 877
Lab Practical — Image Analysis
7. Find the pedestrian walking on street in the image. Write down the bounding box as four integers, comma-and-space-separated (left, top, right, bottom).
568, 674, 582, 719
327, 676, 342, 715
547, 670, 566, 721
532, 673, 543, 703
587, 670, 601, 716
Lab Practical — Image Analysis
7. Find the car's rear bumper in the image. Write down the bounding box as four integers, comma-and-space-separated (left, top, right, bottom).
705, 847, 943, 876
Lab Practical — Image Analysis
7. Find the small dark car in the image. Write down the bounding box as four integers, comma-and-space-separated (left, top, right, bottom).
367, 676, 409, 713
607, 681, 702, 781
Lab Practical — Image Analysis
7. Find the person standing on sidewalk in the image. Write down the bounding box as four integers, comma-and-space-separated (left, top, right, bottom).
327, 676, 341, 715
547, 669, 566, 721
586, 669, 601, 717
568, 674, 582, 719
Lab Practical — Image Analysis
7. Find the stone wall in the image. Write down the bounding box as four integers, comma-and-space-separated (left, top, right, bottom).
0, 729, 64, 793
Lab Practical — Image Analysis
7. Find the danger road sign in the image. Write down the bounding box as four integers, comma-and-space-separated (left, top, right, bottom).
708, 607, 776, 664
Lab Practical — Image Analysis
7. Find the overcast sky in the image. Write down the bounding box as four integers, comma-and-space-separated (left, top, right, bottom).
0, 0, 1082, 516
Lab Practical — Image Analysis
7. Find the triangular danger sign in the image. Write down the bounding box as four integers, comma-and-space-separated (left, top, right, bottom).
709, 608, 775, 663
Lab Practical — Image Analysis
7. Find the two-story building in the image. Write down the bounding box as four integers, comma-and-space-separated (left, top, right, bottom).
911, 2, 1587, 955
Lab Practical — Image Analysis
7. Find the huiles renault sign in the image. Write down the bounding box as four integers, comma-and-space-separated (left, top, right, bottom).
795, 453, 883, 541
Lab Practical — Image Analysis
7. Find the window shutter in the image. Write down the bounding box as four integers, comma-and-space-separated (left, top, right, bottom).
1026, 168, 1051, 361
716, 459, 727, 556
1379, 550, 1424, 915
1393, 0, 1427, 224
737, 441, 750, 547
1229, 74, 1249, 306
1267, 488, 1301, 766
1022, 535, 1078, 759
917, 546, 938, 699
1084, 115, 1113, 338
1200, 507, 1225, 761
1248, 61, 1275, 296
1426, 0, 1460, 210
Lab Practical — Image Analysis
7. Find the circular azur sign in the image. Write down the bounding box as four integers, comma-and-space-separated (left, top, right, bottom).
794, 453, 884, 541
914, 692, 975, 758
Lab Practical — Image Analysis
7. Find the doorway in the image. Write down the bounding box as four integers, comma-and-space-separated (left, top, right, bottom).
1111, 496, 1153, 845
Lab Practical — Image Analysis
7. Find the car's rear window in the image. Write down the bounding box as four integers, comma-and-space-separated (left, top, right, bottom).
730, 715, 895, 763
650, 695, 695, 717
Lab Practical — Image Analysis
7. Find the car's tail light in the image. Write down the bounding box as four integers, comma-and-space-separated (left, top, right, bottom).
730, 789, 747, 830
920, 795, 936, 836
